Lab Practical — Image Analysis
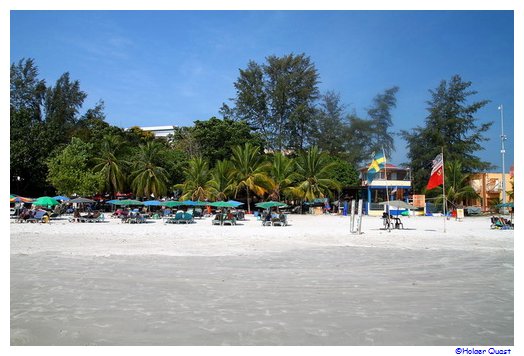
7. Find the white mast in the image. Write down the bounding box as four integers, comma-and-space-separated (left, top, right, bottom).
499, 105, 507, 213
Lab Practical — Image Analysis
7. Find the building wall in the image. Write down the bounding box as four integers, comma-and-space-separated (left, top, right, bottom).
468, 172, 514, 211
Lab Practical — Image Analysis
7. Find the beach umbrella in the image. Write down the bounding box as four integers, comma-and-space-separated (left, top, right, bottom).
143, 200, 161, 206
106, 199, 120, 204
182, 200, 195, 205
10, 195, 33, 203
193, 200, 209, 206
209, 201, 238, 208
227, 200, 244, 207
163, 201, 184, 208
69, 197, 96, 204
379, 200, 416, 216
379, 200, 416, 210
113, 199, 144, 206
255, 201, 288, 209
53, 195, 70, 201
33, 196, 59, 207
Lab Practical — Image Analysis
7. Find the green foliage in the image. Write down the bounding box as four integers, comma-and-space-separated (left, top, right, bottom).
310, 91, 347, 155
367, 86, 399, 158
175, 156, 213, 201
11, 59, 46, 195
266, 152, 297, 201
327, 157, 360, 188
169, 126, 201, 157
209, 159, 236, 201
130, 141, 169, 198
292, 146, 341, 201
343, 114, 375, 165
401, 75, 493, 193
232, 53, 320, 151
46, 137, 104, 196
191, 117, 264, 166
163, 148, 189, 192
230, 142, 272, 212
43, 72, 87, 139
92, 135, 129, 196
14, 58, 499, 205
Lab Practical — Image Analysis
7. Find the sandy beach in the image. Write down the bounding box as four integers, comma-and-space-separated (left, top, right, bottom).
10, 213, 514, 346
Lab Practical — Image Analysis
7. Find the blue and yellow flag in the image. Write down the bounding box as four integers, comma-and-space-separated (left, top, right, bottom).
367, 152, 386, 183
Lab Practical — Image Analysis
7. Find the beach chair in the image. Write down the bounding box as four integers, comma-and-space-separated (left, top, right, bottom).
163, 216, 176, 224
262, 213, 272, 226
491, 216, 513, 230
393, 216, 403, 229
193, 208, 202, 219
382, 213, 391, 230
68, 210, 82, 223
131, 214, 147, 224
170, 211, 184, 223
179, 212, 194, 224
272, 213, 287, 226
212, 213, 223, 225
222, 213, 236, 226
26, 210, 48, 223
83, 211, 105, 223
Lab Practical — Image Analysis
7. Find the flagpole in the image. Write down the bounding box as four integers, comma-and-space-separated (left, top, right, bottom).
383, 147, 390, 232
442, 147, 447, 233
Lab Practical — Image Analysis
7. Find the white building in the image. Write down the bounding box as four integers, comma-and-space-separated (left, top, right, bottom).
126, 125, 177, 137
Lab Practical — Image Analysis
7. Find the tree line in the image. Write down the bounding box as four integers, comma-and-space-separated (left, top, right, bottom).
11, 54, 494, 204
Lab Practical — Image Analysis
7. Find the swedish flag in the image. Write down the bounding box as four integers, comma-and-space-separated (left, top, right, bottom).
367, 152, 386, 183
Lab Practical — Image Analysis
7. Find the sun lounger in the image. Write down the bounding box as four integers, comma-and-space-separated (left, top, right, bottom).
164, 211, 193, 224
129, 214, 146, 224
26, 210, 49, 223
271, 214, 287, 226
82, 212, 105, 223
181, 212, 194, 224
490, 216, 513, 230
222, 214, 236, 226
262, 220, 272, 226
212, 214, 223, 225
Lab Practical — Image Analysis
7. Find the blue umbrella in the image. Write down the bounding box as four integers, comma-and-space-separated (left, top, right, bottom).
53, 195, 70, 201
227, 200, 244, 207
106, 199, 120, 204
144, 200, 161, 206
182, 200, 198, 206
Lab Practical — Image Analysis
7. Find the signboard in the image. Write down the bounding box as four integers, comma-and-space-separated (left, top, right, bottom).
412, 195, 425, 208
456, 208, 464, 220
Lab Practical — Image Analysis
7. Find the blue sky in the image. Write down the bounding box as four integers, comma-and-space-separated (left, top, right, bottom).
10, 10, 514, 170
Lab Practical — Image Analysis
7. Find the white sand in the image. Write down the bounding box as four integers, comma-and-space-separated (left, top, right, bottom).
10, 214, 514, 346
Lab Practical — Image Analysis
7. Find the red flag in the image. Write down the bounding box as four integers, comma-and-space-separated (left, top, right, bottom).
427, 153, 444, 190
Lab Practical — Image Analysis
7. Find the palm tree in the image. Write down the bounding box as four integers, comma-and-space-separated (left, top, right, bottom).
267, 152, 297, 201
130, 141, 169, 199
230, 142, 272, 213
209, 159, 235, 201
430, 160, 479, 210
175, 156, 213, 201
92, 134, 128, 197
291, 146, 340, 201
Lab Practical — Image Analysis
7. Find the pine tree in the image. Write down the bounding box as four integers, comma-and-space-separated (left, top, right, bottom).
401, 75, 493, 193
